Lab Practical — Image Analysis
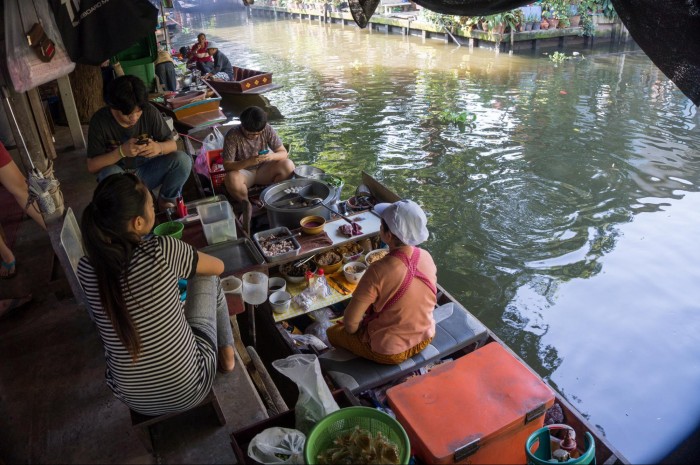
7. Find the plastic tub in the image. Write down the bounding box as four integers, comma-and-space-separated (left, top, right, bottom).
196, 201, 237, 245
252, 227, 301, 263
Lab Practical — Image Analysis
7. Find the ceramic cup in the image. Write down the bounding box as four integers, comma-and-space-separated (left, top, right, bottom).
268, 277, 287, 295
269, 290, 292, 314
221, 276, 244, 316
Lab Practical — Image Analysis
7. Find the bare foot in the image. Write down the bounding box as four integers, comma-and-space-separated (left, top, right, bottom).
218, 345, 235, 373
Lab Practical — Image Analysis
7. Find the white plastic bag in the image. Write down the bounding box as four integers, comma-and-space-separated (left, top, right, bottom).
4, 0, 75, 93
203, 126, 225, 151
247, 427, 305, 464
272, 354, 339, 435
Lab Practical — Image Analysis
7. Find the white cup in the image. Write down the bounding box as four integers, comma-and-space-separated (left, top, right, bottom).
268, 277, 287, 295
221, 276, 244, 315
269, 290, 292, 314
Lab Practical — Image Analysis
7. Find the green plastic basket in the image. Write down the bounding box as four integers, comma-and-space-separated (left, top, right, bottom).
153, 221, 184, 239
304, 406, 411, 465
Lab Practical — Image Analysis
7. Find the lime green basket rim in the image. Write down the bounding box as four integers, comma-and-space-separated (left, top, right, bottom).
154, 222, 184, 236
304, 406, 411, 465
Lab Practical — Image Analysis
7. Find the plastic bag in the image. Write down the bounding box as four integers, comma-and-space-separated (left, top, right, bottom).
305, 308, 335, 347
247, 427, 305, 464
272, 354, 339, 435
194, 126, 225, 178
290, 333, 328, 351
4, 0, 75, 93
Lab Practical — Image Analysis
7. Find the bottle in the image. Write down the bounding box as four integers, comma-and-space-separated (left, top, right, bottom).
176, 192, 187, 218
314, 269, 331, 297
305, 270, 315, 289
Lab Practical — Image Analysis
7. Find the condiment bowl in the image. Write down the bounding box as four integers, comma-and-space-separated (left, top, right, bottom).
269, 291, 292, 314
300, 215, 326, 235
343, 261, 367, 284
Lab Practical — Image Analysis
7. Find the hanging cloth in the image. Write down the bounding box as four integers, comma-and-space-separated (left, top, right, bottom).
49, 0, 159, 65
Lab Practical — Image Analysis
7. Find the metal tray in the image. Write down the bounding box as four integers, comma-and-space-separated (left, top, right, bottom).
200, 238, 265, 274
252, 227, 301, 263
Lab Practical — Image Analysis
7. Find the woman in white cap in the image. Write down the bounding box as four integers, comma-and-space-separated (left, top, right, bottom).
326, 199, 438, 364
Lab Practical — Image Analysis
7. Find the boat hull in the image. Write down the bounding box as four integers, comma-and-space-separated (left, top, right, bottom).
206, 67, 282, 95
151, 80, 227, 132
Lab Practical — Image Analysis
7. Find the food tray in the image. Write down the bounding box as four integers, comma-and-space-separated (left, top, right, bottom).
200, 238, 265, 274
252, 227, 301, 263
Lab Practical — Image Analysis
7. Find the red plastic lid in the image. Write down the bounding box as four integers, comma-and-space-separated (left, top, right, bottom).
317, 269, 325, 275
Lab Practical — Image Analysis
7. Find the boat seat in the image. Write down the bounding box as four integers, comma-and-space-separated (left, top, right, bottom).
129, 387, 226, 454
318, 301, 489, 394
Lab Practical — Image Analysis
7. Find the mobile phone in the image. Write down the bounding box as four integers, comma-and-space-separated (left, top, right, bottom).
136, 134, 150, 145
258, 149, 270, 156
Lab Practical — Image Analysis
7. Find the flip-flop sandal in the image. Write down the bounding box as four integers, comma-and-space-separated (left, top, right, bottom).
0, 260, 16, 279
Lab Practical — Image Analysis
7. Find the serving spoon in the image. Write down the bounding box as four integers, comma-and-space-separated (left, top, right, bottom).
303, 196, 355, 224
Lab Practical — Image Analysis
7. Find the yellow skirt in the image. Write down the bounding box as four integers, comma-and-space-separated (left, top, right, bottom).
326, 324, 432, 365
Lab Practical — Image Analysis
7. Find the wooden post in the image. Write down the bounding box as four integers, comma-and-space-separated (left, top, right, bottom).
26, 88, 57, 160
57, 76, 86, 150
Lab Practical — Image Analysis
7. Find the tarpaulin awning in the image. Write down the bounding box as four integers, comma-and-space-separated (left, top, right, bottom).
49, 0, 159, 66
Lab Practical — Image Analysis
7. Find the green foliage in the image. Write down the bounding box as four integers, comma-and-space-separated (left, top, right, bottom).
549, 51, 571, 64
578, 12, 595, 36
437, 109, 477, 126
419, 10, 459, 29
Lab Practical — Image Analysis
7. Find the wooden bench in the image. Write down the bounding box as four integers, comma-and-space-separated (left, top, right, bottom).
130, 387, 226, 454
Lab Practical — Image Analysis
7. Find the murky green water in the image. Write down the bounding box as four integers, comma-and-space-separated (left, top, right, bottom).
174, 10, 700, 462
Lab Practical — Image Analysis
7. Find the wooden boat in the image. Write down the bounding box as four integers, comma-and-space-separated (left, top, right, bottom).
150, 79, 226, 132
233, 171, 630, 465
205, 66, 283, 95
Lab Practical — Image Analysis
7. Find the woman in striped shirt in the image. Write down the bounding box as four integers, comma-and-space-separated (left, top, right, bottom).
77, 173, 235, 416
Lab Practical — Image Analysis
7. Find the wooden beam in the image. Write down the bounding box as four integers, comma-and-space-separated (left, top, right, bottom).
56, 76, 86, 150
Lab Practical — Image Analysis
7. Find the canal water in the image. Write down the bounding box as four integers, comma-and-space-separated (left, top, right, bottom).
173, 10, 700, 462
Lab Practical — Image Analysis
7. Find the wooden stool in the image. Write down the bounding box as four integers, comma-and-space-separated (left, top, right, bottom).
129, 388, 226, 453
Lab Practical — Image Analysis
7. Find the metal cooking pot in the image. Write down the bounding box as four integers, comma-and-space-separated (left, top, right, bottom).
261, 179, 334, 229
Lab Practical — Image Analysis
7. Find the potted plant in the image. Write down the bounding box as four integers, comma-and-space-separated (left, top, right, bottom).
540, 10, 550, 30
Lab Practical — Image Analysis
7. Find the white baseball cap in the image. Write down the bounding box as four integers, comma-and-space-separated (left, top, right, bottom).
373, 199, 429, 246
207, 41, 219, 49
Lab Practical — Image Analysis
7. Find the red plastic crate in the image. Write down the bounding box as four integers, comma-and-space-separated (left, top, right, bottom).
207, 149, 225, 190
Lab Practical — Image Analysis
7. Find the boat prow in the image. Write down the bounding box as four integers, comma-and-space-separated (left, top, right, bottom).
205, 67, 283, 96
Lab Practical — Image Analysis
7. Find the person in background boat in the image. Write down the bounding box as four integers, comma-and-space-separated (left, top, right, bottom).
86, 75, 192, 211
155, 47, 178, 92
327, 200, 438, 364
190, 33, 214, 75
202, 42, 233, 81
222, 106, 294, 234
0, 141, 46, 280
77, 173, 235, 416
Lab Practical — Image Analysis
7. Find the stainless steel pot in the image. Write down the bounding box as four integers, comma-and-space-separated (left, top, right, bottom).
261, 179, 334, 229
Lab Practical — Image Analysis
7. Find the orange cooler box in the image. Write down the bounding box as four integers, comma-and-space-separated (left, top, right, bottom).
386, 343, 555, 464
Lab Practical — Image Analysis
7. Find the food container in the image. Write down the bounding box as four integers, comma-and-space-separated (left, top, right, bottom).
261, 179, 334, 229
386, 343, 555, 464
196, 201, 237, 245
294, 165, 325, 179
300, 215, 326, 235
269, 290, 292, 314
268, 277, 287, 294
279, 260, 317, 284
252, 227, 301, 263
314, 250, 342, 275
365, 248, 389, 266
343, 261, 367, 284
153, 221, 184, 239
199, 238, 265, 275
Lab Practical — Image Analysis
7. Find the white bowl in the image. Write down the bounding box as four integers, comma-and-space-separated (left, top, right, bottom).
343, 261, 367, 284
364, 248, 389, 266
269, 291, 292, 314
268, 277, 287, 294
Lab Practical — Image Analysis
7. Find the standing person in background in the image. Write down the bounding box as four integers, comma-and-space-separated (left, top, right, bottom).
155, 47, 178, 92
78, 173, 235, 416
0, 141, 46, 280
190, 33, 214, 75
221, 106, 294, 234
202, 42, 233, 81
87, 75, 192, 211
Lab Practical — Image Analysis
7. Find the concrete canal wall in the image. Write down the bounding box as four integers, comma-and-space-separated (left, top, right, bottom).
249, 6, 631, 54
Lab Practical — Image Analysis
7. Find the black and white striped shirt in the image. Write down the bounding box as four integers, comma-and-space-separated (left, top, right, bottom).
78, 236, 215, 416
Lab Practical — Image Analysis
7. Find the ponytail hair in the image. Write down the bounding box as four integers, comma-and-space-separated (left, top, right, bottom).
81, 173, 149, 361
